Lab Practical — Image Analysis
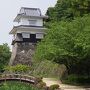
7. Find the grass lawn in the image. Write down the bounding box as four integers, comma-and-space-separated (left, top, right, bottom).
0, 81, 41, 90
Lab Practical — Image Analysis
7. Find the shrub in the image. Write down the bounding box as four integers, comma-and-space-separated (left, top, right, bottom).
35, 77, 43, 84
63, 74, 78, 83
36, 81, 46, 88
4, 64, 30, 74
62, 74, 90, 85
13, 64, 30, 74
49, 84, 59, 90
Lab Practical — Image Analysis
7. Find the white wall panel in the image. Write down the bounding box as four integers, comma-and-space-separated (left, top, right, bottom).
22, 33, 30, 38
36, 33, 43, 39
18, 17, 43, 26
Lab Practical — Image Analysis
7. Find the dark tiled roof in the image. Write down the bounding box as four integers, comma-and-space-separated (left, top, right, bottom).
19, 7, 41, 16
14, 25, 45, 28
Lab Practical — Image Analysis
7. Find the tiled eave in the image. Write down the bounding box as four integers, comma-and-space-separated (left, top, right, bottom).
14, 14, 48, 22
9, 25, 47, 34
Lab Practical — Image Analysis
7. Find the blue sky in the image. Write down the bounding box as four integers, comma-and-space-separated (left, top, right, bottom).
0, 0, 57, 48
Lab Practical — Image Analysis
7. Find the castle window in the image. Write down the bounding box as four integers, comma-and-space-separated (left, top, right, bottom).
36, 33, 43, 39
22, 33, 30, 38
28, 20, 37, 25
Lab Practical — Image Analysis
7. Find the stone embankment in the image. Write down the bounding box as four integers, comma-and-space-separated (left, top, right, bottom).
9, 43, 36, 66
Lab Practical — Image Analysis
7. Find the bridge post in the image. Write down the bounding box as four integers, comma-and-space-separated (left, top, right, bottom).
24, 75, 26, 80
20, 74, 21, 82
5, 74, 6, 83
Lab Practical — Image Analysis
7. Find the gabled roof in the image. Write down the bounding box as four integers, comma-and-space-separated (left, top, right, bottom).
14, 7, 48, 22
19, 7, 42, 16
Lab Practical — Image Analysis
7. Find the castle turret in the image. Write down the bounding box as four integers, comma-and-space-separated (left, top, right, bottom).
9, 7, 48, 65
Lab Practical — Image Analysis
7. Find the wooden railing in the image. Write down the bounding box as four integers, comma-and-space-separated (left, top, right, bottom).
0, 74, 36, 84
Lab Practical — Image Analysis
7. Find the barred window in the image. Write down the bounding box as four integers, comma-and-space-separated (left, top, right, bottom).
22, 33, 30, 38
36, 33, 43, 39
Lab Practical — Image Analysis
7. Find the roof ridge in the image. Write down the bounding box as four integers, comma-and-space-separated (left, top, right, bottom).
21, 7, 40, 10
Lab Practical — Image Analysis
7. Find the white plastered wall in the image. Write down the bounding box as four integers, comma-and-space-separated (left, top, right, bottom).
18, 17, 43, 26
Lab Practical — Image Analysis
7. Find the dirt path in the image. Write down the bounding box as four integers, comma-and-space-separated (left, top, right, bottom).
43, 78, 90, 90
43, 78, 61, 87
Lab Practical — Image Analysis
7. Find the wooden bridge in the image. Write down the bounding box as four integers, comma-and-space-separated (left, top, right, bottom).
0, 74, 36, 84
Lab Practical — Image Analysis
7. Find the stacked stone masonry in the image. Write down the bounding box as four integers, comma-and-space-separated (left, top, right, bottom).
9, 43, 36, 66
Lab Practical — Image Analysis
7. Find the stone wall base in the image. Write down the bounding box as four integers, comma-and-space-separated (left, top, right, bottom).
9, 42, 36, 66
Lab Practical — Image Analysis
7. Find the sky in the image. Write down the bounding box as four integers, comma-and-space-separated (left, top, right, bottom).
0, 0, 57, 48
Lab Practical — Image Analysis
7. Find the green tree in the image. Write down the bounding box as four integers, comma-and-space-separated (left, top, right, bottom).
0, 43, 11, 72
34, 15, 90, 75
46, 0, 90, 21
